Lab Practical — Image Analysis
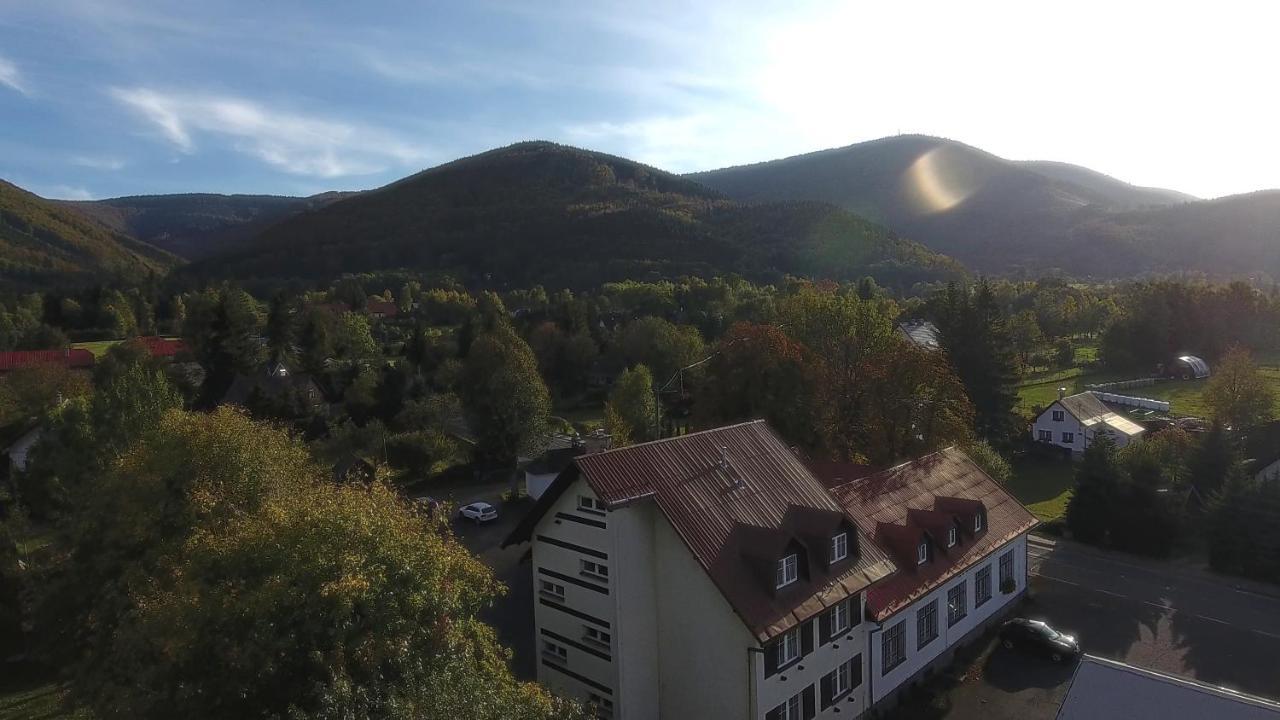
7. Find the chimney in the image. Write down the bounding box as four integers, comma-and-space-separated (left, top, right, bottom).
1058, 387, 1066, 401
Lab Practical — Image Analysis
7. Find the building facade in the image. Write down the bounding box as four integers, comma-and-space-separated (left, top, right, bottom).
506, 423, 1036, 719
1032, 391, 1144, 454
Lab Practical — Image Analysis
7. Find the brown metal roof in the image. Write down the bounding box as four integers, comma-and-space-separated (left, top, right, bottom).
827, 446, 1037, 621
574, 421, 897, 642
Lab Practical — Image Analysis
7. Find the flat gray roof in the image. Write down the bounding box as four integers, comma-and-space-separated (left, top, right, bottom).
1058, 656, 1280, 720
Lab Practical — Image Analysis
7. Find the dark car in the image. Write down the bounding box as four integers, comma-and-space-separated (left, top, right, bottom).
999, 618, 1081, 662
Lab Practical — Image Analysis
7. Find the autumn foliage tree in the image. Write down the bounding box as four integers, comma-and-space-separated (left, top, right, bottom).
41, 408, 581, 720
1205, 346, 1276, 430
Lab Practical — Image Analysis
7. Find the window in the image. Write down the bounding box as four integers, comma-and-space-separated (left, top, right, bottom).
822, 656, 863, 710
580, 559, 609, 581
946, 527, 957, 547
947, 583, 968, 626
974, 513, 983, 532
1037, 429, 1053, 442
578, 496, 606, 514
975, 565, 993, 607
584, 626, 611, 646
539, 579, 565, 600
916, 600, 938, 649
587, 693, 614, 719
916, 542, 928, 565
830, 532, 848, 563
1062, 431, 1075, 444
1052, 410, 1065, 422
830, 599, 850, 636
776, 553, 799, 588
542, 640, 567, 663
775, 626, 801, 668
772, 692, 802, 720
999, 550, 1015, 589
882, 621, 907, 673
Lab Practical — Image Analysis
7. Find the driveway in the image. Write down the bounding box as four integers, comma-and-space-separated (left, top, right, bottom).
889, 535, 1280, 719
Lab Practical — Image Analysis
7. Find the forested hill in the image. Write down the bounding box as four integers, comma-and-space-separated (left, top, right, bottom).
688, 135, 1280, 279
0, 180, 175, 288
185, 141, 965, 289
63, 191, 355, 261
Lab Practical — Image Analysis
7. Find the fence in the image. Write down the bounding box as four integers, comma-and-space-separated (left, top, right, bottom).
1085, 377, 1156, 392
1092, 391, 1170, 413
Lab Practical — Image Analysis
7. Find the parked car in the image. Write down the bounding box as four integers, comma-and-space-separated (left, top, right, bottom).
458, 501, 499, 524
999, 618, 1081, 662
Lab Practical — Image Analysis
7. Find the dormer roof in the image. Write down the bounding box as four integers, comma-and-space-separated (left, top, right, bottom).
505, 421, 897, 642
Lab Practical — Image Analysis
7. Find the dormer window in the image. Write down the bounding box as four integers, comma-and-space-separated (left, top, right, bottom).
947, 527, 957, 547
974, 513, 983, 532
916, 542, 928, 565
776, 553, 799, 588
830, 532, 848, 563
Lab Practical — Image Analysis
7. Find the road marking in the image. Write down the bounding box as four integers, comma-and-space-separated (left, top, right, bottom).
1029, 546, 1280, 604
1094, 588, 1126, 599
1252, 629, 1280, 640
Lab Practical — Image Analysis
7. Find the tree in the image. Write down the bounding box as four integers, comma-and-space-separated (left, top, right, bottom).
44, 408, 581, 720
934, 281, 1021, 444
695, 322, 813, 443
1065, 435, 1122, 544
460, 332, 551, 470
297, 307, 336, 375
0, 362, 91, 425
1187, 422, 1238, 497
1205, 346, 1275, 430
607, 365, 658, 444
961, 439, 1011, 485
614, 316, 705, 385
265, 292, 297, 361
333, 311, 379, 359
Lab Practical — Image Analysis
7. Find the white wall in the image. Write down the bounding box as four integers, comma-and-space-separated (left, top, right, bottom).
1032, 401, 1084, 453
610, 501, 660, 720
531, 479, 620, 705
753, 592, 872, 720
869, 534, 1028, 705
1255, 458, 1280, 483
525, 470, 558, 500
652, 513, 755, 720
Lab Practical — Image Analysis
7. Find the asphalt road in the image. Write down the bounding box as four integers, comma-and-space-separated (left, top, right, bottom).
1027, 535, 1280, 699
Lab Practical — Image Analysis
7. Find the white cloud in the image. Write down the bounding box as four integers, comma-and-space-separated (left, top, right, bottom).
44, 185, 94, 201
110, 87, 431, 178
70, 155, 127, 171
0, 55, 27, 95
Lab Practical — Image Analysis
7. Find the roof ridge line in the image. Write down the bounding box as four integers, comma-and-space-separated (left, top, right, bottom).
586, 419, 766, 457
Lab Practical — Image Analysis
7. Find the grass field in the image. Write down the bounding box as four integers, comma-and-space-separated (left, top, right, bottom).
0, 669, 84, 720
1018, 366, 1280, 419
1006, 454, 1075, 523
67, 340, 118, 358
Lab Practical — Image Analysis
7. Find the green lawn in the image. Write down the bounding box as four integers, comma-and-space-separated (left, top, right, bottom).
67, 340, 119, 358
1006, 455, 1075, 523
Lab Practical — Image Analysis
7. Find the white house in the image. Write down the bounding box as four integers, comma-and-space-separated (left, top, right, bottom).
1032, 390, 1145, 454
504, 421, 898, 720
819, 447, 1037, 711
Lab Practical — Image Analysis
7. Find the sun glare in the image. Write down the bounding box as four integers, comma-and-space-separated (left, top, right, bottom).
902, 146, 982, 215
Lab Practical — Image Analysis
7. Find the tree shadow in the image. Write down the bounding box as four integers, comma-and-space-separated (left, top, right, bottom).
1169, 606, 1280, 698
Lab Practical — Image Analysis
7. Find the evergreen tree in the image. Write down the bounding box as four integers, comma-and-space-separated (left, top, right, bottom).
1066, 435, 1122, 544
934, 280, 1020, 444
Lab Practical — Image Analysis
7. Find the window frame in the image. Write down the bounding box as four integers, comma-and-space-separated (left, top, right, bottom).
999, 550, 1015, 587
542, 639, 568, 663
584, 625, 612, 646
776, 553, 799, 589
830, 598, 850, 636
1062, 431, 1075, 444
580, 559, 609, 581
539, 579, 565, 600
916, 541, 928, 565
881, 620, 907, 674
587, 693, 614, 719
975, 565, 993, 607
947, 527, 957, 547
577, 495, 606, 514
832, 658, 852, 697
775, 692, 802, 720
946, 582, 968, 626
830, 532, 849, 563
1051, 410, 1065, 422
917, 599, 939, 649
974, 513, 983, 532
775, 626, 802, 669
1037, 429, 1053, 442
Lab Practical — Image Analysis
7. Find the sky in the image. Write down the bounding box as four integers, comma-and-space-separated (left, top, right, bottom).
1, 0, 1277, 200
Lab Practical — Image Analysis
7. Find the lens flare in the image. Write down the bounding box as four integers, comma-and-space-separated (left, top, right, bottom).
902, 146, 982, 215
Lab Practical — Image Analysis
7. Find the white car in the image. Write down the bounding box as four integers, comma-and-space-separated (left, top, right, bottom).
458, 501, 499, 524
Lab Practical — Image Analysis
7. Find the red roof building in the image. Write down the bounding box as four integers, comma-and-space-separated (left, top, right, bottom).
365, 300, 398, 318
820, 446, 1037, 706
0, 349, 95, 373
136, 336, 187, 359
